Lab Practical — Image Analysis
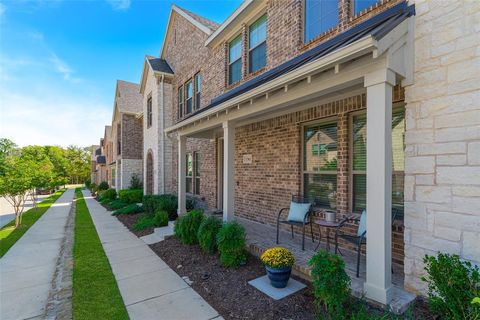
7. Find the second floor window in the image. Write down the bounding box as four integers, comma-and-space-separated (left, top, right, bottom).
353, 0, 379, 15
194, 73, 201, 110
185, 80, 193, 114
304, 0, 339, 42
178, 86, 184, 118
228, 35, 242, 85
249, 14, 267, 74
147, 96, 152, 128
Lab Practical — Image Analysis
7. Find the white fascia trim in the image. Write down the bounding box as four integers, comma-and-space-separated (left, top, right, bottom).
165, 35, 376, 134
160, 5, 213, 58
205, 0, 254, 46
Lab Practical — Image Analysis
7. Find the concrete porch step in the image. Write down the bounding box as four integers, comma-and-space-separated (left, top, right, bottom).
140, 223, 175, 245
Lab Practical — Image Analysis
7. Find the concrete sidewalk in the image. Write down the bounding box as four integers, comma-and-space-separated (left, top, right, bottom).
82, 190, 223, 320
0, 189, 74, 320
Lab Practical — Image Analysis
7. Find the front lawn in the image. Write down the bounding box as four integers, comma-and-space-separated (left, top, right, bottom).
0, 189, 65, 258
72, 188, 128, 320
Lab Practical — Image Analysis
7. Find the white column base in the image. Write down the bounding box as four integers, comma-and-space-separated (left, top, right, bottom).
364, 282, 393, 305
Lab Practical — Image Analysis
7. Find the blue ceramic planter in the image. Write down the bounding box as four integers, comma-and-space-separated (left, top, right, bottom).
266, 266, 292, 288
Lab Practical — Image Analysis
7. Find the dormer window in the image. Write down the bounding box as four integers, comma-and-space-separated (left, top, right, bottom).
304, 0, 339, 42
228, 35, 242, 85
249, 14, 267, 74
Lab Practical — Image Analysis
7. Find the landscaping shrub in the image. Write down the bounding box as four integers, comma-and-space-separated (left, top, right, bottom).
98, 181, 109, 191
216, 221, 247, 267
143, 194, 179, 221
197, 216, 222, 254
112, 204, 143, 216
422, 253, 480, 320
153, 210, 169, 228
308, 250, 351, 319
174, 209, 204, 245
133, 215, 156, 231
118, 189, 143, 204
129, 174, 142, 190
106, 199, 129, 210
85, 179, 91, 189
90, 183, 98, 194
99, 188, 117, 201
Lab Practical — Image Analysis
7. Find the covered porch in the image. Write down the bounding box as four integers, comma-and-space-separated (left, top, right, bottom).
167, 3, 414, 307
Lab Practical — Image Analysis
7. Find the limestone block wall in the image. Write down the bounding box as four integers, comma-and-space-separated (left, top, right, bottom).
403, 0, 480, 294
120, 159, 143, 190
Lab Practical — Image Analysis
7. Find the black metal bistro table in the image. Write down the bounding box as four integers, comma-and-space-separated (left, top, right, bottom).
313, 218, 342, 254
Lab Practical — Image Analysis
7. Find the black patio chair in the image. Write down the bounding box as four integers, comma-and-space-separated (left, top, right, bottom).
334, 208, 399, 277
276, 195, 314, 251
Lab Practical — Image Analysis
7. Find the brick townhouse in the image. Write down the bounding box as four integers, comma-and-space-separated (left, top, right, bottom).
90, 0, 479, 309
111, 80, 144, 191
142, 0, 480, 308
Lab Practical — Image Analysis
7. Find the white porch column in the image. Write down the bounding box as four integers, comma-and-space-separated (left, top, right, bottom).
364, 68, 395, 305
177, 134, 187, 215
223, 121, 235, 222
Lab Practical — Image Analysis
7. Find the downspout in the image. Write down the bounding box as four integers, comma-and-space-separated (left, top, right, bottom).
160, 74, 165, 194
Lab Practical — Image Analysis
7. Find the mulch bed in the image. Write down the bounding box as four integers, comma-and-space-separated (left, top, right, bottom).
115, 213, 154, 237
150, 237, 317, 320
150, 237, 435, 320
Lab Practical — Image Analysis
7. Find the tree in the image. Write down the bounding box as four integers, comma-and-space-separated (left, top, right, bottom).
0, 156, 34, 227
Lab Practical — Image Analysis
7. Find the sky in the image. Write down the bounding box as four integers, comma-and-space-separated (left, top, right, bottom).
0, 0, 242, 148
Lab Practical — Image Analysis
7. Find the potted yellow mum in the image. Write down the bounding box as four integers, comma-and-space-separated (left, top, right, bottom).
260, 247, 295, 288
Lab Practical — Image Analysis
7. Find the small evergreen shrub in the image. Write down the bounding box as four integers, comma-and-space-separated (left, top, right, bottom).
308, 250, 351, 319
85, 179, 91, 189
99, 188, 117, 201
90, 183, 98, 194
153, 209, 169, 227
197, 216, 222, 254
143, 194, 179, 220
118, 189, 143, 204
216, 221, 247, 267
107, 199, 129, 210
112, 204, 143, 216
133, 215, 156, 231
174, 209, 204, 245
98, 181, 109, 191
129, 174, 142, 189
422, 253, 480, 320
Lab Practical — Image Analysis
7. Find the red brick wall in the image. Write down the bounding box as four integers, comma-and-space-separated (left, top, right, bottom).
234, 91, 405, 265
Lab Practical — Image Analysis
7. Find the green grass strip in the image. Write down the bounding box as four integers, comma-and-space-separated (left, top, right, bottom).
0, 189, 66, 258
73, 188, 129, 320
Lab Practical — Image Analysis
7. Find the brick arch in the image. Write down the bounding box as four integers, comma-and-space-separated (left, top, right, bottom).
146, 149, 154, 195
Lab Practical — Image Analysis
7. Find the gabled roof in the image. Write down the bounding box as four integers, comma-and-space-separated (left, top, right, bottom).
113, 80, 143, 117
160, 4, 220, 59
177, 2, 415, 124
139, 55, 175, 95
148, 56, 174, 74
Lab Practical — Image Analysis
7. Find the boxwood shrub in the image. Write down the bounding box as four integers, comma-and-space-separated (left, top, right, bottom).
143, 194, 195, 221
216, 221, 247, 267
98, 188, 117, 201
174, 209, 204, 245
118, 189, 143, 204
153, 209, 169, 228
98, 181, 109, 191
197, 216, 222, 255
112, 204, 144, 216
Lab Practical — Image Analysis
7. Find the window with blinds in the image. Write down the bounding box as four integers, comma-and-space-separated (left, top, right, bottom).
228, 35, 242, 85
304, 0, 339, 42
303, 121, 338, 209
351, 108, 405, 217
249, 14, 267, 73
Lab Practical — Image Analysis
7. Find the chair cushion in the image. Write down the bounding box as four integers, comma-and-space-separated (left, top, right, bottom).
358, 210, 367, 237
287, 202, 310, 223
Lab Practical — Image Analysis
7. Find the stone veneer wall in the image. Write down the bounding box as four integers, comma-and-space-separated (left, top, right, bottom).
120, 159, 143, 190
403, 0, 480, 294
